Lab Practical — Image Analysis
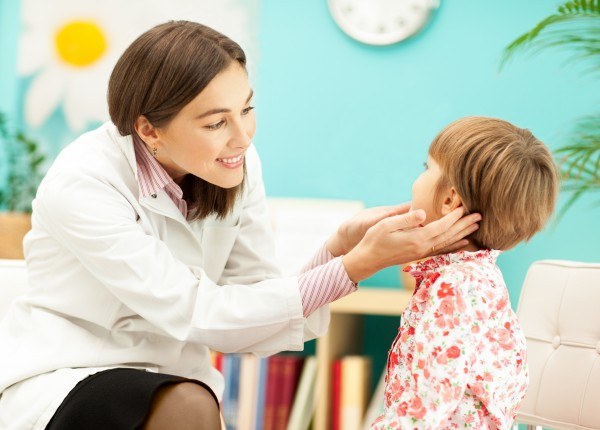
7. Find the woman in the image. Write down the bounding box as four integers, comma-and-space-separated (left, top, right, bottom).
0, 21, 479, 429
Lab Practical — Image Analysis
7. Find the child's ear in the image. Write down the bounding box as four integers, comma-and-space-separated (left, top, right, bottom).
441, 187, 463, 215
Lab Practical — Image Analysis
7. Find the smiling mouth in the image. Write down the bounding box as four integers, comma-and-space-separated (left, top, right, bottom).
216, 153, 244, 167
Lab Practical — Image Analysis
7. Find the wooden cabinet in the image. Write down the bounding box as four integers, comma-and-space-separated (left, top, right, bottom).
313, 287, 412, 430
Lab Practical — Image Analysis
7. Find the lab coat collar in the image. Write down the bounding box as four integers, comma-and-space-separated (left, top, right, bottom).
103, 122, 190, 226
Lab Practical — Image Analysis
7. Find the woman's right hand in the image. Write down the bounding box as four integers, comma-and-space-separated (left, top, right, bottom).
341, 207, 481, 283
327, 203, 412, 257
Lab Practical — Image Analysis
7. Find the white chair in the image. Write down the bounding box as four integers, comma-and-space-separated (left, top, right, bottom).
516, 260, 600, 430
0, 259, 27, 321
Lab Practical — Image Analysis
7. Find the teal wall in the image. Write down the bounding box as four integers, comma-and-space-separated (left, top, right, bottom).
1, 0, 599, 305
0, 0, 19, 117
255, 0, 600, 303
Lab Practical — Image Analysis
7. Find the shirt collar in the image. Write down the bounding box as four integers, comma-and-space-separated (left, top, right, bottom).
132, 133, 183, 200
404, 249, 501, 279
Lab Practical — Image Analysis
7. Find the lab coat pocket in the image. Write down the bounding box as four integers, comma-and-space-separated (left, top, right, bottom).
201, 222, 241, 282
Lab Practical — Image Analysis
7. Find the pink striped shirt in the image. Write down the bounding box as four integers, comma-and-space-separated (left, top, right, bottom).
132, 136, 356, 317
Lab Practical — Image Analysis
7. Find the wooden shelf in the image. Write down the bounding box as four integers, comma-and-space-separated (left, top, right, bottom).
314, 287, 412, 430
329, 287, 412, 316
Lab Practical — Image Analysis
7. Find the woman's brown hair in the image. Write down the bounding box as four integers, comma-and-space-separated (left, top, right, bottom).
429, 116, 559, 250
108, 20, 246, 220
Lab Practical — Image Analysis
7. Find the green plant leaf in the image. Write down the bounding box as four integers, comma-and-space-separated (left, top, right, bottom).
0, 114, 47, 213
500, 0, 600, 72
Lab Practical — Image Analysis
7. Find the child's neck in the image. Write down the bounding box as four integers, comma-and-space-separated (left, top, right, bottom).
457, 242, 483, 253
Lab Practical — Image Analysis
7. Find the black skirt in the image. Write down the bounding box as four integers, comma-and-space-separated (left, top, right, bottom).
45, 368, 219, 430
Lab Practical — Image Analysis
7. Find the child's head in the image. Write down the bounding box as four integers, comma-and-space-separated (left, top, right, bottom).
411, 116, 559, 250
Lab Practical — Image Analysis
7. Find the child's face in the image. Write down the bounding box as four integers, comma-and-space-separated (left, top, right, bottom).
410, 156, 444, 225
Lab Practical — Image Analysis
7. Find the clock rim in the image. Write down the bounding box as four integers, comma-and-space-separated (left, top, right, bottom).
327, 0, 439, 46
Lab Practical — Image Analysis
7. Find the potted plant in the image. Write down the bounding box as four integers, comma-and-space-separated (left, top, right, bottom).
0, 113, 46, 259
501, 0, 600, 219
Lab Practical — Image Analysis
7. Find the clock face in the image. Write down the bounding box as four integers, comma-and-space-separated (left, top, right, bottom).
328, 0, 439, 45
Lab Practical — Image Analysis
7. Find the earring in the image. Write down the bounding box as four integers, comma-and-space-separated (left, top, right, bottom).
152, 147, 157, 158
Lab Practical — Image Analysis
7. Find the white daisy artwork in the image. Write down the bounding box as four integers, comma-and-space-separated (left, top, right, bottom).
18, 0, 259, 132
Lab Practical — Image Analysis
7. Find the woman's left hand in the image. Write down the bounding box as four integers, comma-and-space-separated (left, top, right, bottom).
327, 203, 412, 256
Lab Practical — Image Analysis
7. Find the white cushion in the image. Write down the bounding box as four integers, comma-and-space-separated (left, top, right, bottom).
0, 259, 27, 320
516, 260, 600, 430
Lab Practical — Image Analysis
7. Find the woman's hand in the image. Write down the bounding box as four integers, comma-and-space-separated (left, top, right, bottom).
342, 207, 481, 283
327, 203, 412, 257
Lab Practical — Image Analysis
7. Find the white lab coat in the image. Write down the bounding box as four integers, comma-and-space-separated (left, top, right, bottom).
0, 122, 329, 429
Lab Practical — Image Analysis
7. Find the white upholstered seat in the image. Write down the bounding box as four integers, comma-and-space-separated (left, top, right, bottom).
516, 260, 600, 430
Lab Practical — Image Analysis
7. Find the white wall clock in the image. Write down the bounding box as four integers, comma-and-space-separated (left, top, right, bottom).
327, 0, 440, 46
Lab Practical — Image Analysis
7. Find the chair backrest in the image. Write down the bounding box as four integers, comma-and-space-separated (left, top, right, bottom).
0, 259, 27, 320
516, 260, 600, 430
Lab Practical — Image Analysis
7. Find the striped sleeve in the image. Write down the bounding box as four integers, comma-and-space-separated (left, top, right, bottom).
298, 252, 357, 317
299, 242, 335, 273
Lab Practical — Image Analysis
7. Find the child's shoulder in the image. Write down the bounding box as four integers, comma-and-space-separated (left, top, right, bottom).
434, 256, 506, 300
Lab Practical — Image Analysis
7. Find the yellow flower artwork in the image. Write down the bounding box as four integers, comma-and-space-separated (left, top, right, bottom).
19, 0, 258, 132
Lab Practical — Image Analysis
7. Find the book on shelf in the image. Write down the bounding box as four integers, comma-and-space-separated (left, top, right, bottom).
211, 352, 316, 430
275, 355, 304, 429
262, 355, 282, 430
222, 354, 241, 430
263, 354, 306, 430
339, 355, 372, 430
237, 353, 259, 430
253, 357, 269, 430
331, 359, 342, 430
361, 366, 386, 429
287, 355, 318, 430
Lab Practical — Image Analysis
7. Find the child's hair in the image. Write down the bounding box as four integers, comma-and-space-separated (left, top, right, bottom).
429, 116, 559, 250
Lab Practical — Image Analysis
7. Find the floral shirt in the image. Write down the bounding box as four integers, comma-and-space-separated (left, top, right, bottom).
372, 250, 528, 430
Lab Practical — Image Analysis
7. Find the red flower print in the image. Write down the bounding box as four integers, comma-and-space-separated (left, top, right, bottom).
439, 298, 455, 315
497, 327, 515, 350
408, 397, 427, 420
427, 272, 441, 285
396, 401, 408, 416
377, 250, 528, 429
446, 345, 461, 359
471, 381, 485, 396
424, 367, 430, 379
435, 316, 446, 329
414, 285, 430, 303
437, 282, 455, 298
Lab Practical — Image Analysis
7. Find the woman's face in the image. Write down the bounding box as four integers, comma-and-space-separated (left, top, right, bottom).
154, 62, 255, 188
410, 155, 444, 225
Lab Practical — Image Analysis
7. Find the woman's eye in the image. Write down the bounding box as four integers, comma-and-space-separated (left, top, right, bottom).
206, 120, 225, 130
242, 106, 255, 116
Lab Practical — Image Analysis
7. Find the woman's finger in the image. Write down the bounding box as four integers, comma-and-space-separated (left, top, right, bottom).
421, 207, 465, 237
434, 221, 480, 252
426, 210, 480, 243
380, 202, 411, 216
367, 203, 412, 226
380, 209, 426, 232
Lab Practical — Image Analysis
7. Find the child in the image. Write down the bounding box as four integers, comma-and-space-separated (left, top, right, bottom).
372, 117, 559, 429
